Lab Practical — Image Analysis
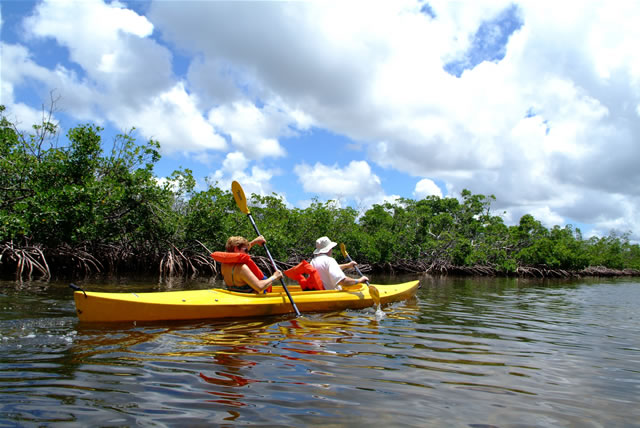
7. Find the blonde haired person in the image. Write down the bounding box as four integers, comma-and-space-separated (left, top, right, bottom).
220, 235, 282, 293
310, 236, 368, 290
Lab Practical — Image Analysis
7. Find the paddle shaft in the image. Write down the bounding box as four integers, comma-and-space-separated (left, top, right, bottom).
246, 213, 301, 316
340, 245, 380, 305
343, 253, 369, 286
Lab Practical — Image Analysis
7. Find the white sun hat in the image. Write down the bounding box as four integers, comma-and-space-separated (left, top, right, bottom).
313, 236, 338, 255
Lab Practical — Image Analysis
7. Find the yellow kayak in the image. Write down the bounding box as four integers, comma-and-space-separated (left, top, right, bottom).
72, 281, 420, 323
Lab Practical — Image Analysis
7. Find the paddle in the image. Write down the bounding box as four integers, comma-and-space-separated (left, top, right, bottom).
231, 181, 301, 316
339, 243, 380, 306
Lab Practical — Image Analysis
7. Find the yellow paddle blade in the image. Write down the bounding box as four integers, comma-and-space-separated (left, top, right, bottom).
341, 242, 380, 305
231, 181, 250, 214
339, 243, 348, 258
369, 284, 381, 305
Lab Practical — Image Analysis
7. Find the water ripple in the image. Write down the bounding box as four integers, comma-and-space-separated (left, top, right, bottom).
2, 278, 640, 425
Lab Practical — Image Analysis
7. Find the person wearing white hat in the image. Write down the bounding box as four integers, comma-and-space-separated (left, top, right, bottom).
310, 236, 369, 290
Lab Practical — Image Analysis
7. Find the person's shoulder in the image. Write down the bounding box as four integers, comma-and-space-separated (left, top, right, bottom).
311, 255, 326, 265
313, 254, 332, 262
326, 256, 340, 266
238, 263, 254, 275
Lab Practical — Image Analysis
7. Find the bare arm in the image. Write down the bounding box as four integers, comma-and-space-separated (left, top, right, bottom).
338, 260, 357, 271
248, 235, 266, 249
338, 275, 369, 286
238, 264, 282, 293
337, 260, 367, 285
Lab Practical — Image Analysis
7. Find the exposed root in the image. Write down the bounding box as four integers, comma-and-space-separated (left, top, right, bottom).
0, 242, 51, 281
160, 244, 217, 279
579, 266, 640, 277
376, 259, 639, 279
2, 241, 638, 281
55, 244, 104, 277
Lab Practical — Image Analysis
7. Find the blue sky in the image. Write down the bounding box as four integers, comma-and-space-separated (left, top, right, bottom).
2, 0, 639, 240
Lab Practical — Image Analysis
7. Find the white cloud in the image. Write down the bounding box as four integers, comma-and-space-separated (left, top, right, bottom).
13, 0, 232, 158
295, 160, 379, 197
1, 42, 96, 125
208, 102, 287, 159
361, 1, 640, 238
414, 179, 443, 199
4, 102, 47, 133
527, 206, 565, 230
1, 76, 43, 132
293, 160, 398, 209
155, 176, 180, 194
110, 82, 227, 154
5, 0, 640, 240
208, 151, 279, 200
24, 0, 154, 76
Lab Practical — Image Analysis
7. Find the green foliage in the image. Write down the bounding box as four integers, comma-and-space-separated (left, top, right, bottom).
584, 233, 639, 269
1, 106, 175, 253
183, 184, 238, 250
2, 104, 639, 276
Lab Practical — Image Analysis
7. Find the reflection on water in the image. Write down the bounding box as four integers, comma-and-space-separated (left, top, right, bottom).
1, 276, 640, 426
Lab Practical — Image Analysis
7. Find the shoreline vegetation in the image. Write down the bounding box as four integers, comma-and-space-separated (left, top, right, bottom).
2, 104, 639, 282
2, 243, 638, 282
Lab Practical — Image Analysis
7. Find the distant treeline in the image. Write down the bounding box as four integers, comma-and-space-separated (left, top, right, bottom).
2, 105, 639, 280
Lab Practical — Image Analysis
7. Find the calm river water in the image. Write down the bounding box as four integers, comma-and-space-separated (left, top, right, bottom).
1, 275, 639, 427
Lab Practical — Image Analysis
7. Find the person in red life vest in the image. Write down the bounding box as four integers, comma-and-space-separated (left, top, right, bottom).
310, 236, 368, 290
216, 235, 282, 294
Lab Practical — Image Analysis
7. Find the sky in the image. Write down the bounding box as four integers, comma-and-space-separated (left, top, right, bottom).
2, 0, 639, 240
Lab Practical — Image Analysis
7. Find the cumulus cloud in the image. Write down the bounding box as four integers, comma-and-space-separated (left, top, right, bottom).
295, 160, 379, 196
147, 1, 377, 109
24, 0, 155, 77
110, 82, 227, 154
293, 160, 398, 209
1, 41, 98, 122
4, 0, 640, 240
0, 73, 45, 132
363, 2, 639, 238
208, 152, 279, 200
12, 0, 228, 156
414, 179, 443, 199
208, 102, 288, 159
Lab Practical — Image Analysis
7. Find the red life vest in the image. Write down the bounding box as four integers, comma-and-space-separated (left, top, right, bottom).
284, 260, 324, 291
210, 252, 271, 292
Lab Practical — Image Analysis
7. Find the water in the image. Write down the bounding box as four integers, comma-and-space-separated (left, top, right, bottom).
1, 275, 639, 426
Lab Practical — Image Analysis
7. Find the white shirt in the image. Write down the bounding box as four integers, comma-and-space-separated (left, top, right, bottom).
310, 254, 345, 290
